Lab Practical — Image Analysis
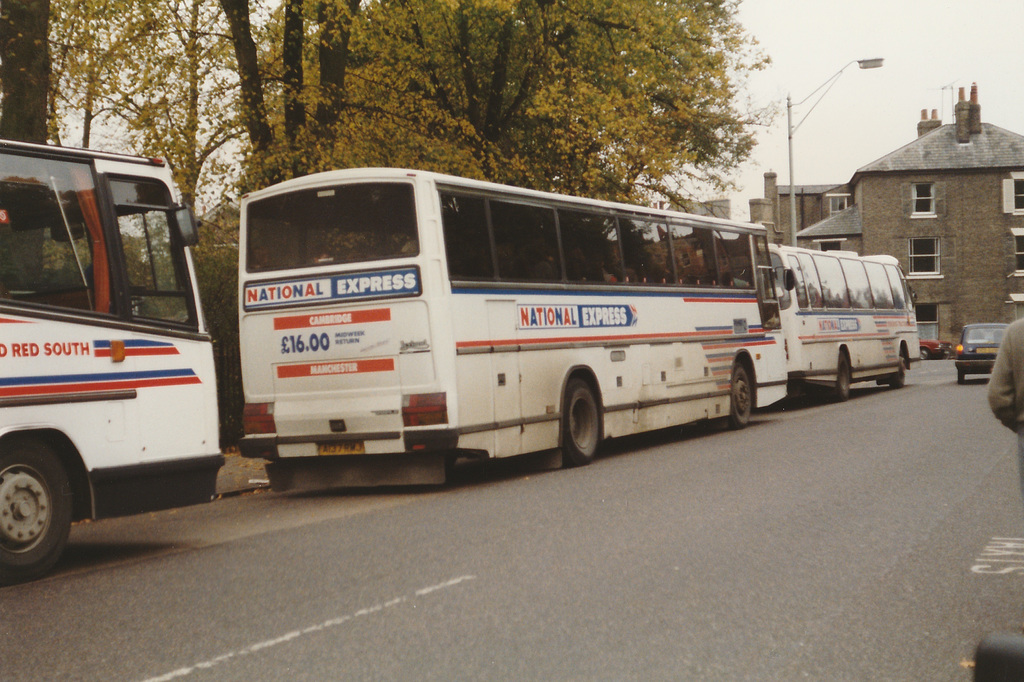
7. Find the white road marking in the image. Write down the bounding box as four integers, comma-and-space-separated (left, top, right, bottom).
971, 538, 1024, 575
141, 575, 476, 681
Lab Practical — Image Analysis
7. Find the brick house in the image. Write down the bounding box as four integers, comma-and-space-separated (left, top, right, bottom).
783, 183, 854, 247
755, 85, 1024, 343
749, 174, 853, 247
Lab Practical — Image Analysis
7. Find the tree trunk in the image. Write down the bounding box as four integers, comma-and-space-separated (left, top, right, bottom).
282, 0, 305, 138
218, 0, 273, 153
0, 0, 51, 143
315, 0, 360, 128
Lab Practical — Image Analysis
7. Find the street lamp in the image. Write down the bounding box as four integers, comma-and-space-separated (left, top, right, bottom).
787, 58, 884, 245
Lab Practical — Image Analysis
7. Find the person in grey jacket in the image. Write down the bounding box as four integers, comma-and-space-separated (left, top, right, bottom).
988, 318, 1024, 505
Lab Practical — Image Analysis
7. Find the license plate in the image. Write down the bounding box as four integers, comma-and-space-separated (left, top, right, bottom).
318, 441, 365, 456
977, 347, 998, 354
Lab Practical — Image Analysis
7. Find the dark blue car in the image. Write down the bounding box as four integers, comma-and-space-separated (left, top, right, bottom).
955, 323, 1007, 384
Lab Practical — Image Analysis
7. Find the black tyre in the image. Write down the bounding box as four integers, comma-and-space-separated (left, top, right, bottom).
834, 353, 851, 402
0, 437, 72, 585
887, 353, 907, 389
920, 347, 931, 360
727, 363, 752, 430
562, 378, 600, 467
957, 369, 966, 385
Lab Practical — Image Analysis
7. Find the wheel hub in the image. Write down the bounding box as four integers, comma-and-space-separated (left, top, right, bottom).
733, 378, 750, 412
571, 401, 597, 452
0, 469, 50, 549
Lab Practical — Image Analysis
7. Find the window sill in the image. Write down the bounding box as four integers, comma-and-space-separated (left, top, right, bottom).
910, 213, 937, 219
906, 273, 943, 280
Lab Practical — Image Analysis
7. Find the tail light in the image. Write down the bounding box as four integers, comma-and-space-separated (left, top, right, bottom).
955, 343, 964, 355
402, 392, 448, 427
243, 402, 276, 435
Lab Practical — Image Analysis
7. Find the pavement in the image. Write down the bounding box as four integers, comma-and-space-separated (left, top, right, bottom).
215, 450, 270, 496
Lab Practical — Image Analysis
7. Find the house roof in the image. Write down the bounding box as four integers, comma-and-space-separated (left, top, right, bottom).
778, 183, 846, 196
796, 204, 862, 238
856, 123, 1024, 174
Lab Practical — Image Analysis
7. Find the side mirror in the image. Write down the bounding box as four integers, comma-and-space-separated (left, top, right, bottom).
784, 268, 797, 291
173, 206, 199, 247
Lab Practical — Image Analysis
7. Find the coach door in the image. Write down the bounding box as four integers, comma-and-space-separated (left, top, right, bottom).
105, 175, 213, 463
487, 300, 521, 457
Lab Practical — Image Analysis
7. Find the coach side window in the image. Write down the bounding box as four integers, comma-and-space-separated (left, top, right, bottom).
0, 153, 107, 314
786, 256, 808, 309
620, 217, 672, 284
839, 258, 873, 309
440, 192, 494, 280
112, 178, 194, 325
812, 254, 851, 309
863, 261, 894, 308
489, 200, 560, 282
559, 209, 622, 283
714, 230, 754, 288
884, 264, 909, 309
671, 223, 717, 285
795, 253, 824, 309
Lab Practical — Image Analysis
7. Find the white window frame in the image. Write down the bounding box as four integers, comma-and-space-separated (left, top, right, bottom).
912, 183, 935, 216
815, 238, 846, 252
827, 194, 850, 215
916, 303, 938, 341
1011, 293, 1024, 320
1003, 173, 1024, 215
1013, 228, 1024, 273
908, 236, 940, 276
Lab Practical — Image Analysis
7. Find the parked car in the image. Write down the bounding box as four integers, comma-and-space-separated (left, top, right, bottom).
919, 338, 952, 360
955, 323, 1007, 384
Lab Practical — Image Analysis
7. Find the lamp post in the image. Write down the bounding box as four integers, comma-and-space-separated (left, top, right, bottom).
787, 58, 884, 245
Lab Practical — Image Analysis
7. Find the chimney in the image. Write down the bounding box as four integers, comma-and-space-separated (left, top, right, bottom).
917, 108, 941, 137
763, 171, 778, 204
955, 87, 971, 143
749, 197, 772, 227
749, 172, 780, 237
968, 82, 982, 135
765, 171, 780, 234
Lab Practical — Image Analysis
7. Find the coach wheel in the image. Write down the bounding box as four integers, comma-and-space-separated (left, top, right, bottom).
834, 353, 852, 402
728, 362, 752, 430
0, 437, 72, 585
888, 352, 907, 389
562, 378, 600, 467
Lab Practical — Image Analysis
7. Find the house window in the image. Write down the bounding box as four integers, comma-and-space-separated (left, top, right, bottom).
1002, 175, 1024, 214
912, 183, 935, 215
1016, 235, 1024, 272
828, 195, 849, 215
916, 303, 938, 341
817, 240, 843, 252
909, 237, 940, 275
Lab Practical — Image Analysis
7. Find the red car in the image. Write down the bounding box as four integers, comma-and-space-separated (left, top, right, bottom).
919, 338, 952, 360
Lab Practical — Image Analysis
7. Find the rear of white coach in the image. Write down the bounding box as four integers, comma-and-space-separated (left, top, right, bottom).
238, 171, 456, 488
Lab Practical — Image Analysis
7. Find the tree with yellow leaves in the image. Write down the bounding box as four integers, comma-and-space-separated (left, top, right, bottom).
47, 0, 238, 207
219, 0, 768, 205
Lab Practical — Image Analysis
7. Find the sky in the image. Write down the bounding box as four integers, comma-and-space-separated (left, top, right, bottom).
726, 0, 1024, 220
